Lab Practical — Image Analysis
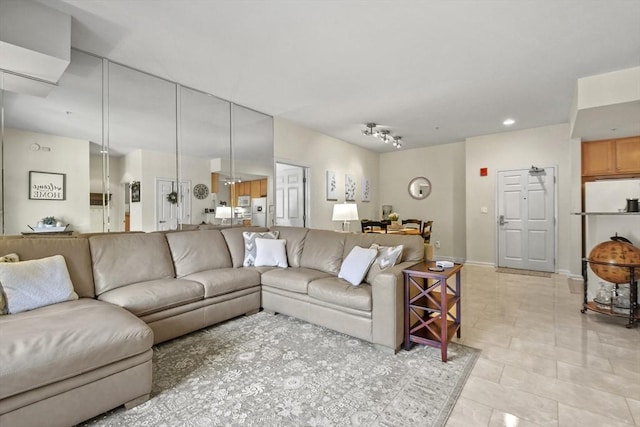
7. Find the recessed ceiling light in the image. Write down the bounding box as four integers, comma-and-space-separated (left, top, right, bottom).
503, 118, 515, 126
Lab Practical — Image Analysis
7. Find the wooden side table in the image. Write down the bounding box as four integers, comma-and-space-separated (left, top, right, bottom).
403, 261, 463, 362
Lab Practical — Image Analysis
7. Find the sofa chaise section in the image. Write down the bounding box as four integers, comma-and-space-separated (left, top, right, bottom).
0, 238, 153, 427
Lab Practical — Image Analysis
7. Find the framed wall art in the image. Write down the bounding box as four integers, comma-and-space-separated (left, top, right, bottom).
29, 171, 66, 200
361, 176, 370, 202
345, 174, 356, 201
326, 170, 337, 200
131, 181, 141, 203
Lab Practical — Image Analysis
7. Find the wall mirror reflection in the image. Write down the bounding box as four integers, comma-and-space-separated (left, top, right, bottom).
1, 49, 274, 235
2, 50, 102, 235
408, 176, 432, 200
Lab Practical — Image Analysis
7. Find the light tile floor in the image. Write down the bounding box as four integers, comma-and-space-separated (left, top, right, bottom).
446, 265, 640, 427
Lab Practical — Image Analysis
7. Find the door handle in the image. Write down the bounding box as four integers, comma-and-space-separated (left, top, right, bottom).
499, 215, 508, 225
159, 220, 167, 223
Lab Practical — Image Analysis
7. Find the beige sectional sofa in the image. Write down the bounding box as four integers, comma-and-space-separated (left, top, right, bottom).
0, 226, 423, 427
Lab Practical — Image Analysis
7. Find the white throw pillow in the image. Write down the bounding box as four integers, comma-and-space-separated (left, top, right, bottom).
243, 231, 279, 266
254, 238, 288, 268
0, 255, 78, 314
0, 253, 20, 315
338, 246, 378, 286
366, 244, 404, 284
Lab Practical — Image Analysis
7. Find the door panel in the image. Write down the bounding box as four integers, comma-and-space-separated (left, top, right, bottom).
504, 230, 523, 261
498, 168, 555, 272
275, 163, 306, 227
156, 179, 191, 231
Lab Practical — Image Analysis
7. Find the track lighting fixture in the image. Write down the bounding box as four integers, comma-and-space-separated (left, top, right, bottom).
361, 123, 377, 136
361, 123, 403, 149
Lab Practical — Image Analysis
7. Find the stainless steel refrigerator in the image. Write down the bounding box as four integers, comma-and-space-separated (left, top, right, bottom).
251, 197, 267, 227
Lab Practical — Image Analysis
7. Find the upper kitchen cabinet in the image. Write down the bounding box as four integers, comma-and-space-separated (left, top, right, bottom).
582, 136, 640, 177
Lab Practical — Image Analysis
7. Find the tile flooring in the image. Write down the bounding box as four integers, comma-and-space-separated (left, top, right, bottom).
446, 265, 640, 427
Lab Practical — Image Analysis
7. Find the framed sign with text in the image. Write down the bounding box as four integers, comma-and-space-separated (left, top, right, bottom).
29, 171, 66, 201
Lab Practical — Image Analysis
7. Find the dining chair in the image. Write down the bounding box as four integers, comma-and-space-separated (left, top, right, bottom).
401, 219, 422, 230
421, 220, 433, 243
361, 220, 388, 233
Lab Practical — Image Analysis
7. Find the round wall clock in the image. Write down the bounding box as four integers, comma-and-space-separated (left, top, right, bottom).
193, 184, 209, 200
408, 177, 432, 200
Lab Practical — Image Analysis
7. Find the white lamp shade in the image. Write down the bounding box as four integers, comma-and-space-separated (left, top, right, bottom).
332, 203, 359, 221
215, 206, 233, 219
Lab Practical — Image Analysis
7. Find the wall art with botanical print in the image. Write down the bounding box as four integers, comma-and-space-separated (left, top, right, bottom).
361, 176, 370, 202
345, 174, 356, 201
326, 170, 337, 200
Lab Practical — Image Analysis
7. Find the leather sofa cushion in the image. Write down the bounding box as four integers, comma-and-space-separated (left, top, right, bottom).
183, 267, 260, 298
299, 230, 346, 274
90, 233, 176, 295
344, 233, 424, 264
308, 277, 372, 311
268, 226, 309, 268
0, 298, 152, 400
221, 227, 269, 268
261, 267, 332, 294
97, 278, 204, 317
166, 230, 232, 277
0, 237, 95, 298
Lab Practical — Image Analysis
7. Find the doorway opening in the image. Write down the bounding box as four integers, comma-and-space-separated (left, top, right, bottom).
275, 162, 309, 227
496, 166, 556, 272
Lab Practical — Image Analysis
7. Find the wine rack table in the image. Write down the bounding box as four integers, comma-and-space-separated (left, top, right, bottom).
402, 261, 463, 362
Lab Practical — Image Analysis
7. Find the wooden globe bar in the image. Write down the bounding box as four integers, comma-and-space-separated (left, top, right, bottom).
588, 240, 640, 284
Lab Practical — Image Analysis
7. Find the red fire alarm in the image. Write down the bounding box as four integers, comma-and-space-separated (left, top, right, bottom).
480, 167, 488, 176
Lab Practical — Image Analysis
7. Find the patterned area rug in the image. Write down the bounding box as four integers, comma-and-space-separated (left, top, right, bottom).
82, 312, 479, 427
496, 267, 552, 278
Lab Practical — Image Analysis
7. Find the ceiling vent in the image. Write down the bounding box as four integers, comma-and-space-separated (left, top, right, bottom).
0, 0, 71, 97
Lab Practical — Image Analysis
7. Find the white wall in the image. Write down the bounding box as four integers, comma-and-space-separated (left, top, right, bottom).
120, 149, 213, 231
274, 118, 379, 231
3, 128, 90, 234
379, 141, 466, 261
465, 123, 579, 274
89, 154, 126, 232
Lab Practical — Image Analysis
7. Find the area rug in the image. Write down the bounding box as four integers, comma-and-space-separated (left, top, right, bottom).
82, 312, 479, 427
496, 267, 552, 278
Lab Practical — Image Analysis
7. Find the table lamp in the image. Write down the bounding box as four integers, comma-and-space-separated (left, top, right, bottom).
332, 203, 359, 232
215, 206, 233, 225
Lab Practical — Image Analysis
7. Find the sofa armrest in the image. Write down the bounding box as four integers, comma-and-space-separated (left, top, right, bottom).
370, 260, 418, 352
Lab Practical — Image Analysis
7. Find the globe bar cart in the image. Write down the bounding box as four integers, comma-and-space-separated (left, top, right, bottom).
581, 258, 639, 328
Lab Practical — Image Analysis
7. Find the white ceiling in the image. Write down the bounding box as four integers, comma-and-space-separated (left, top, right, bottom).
36, 0, 640, 151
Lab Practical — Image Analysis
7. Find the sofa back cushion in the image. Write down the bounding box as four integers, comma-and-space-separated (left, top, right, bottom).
166, 230, 232, 277
89, 233, 175, 295
344, 233, 424, 263
268, 226, 309, 268
220, 226, 269, 268
0, 237, 95, 298
299, 229, 346, 274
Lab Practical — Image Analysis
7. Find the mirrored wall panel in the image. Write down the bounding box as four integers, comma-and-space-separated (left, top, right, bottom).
179, 86, 230, 228
1, 49, 274, 235
1, 50, 102, 235
108, 62, 177, 232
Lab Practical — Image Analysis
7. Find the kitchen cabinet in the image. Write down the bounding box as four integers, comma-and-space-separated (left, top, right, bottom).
210, 173, 219, 194
582, 136, 640, 177
234, 182, 249, 197
259, 178, 268, 197
250, 180, 261, 198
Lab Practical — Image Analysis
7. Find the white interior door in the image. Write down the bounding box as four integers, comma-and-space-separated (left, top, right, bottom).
156, 179, 191, 231
275, 163, 306, 227
497, 167, 555, 272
